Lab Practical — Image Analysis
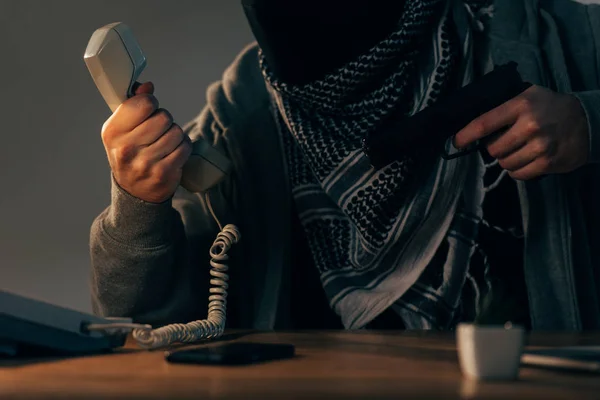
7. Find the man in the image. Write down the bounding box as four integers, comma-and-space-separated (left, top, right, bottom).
90, 0, 600, 332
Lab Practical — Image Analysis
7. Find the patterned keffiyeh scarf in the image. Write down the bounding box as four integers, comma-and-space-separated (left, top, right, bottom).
261, 0, 495, 329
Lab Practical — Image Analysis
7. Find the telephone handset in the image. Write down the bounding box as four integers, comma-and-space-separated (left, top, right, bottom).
83, 22, 230, 192
83, 22, 240, 349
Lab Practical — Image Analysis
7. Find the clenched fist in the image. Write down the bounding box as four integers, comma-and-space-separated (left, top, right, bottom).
101, 82, 192, 203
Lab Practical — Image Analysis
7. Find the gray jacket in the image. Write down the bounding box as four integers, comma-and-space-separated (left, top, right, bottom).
90, 0, 600, 330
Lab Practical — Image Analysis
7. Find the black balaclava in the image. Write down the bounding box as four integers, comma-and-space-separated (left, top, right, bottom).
242, 0, 407, 85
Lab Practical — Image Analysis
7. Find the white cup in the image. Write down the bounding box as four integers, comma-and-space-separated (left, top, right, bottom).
456, 322, 525, 380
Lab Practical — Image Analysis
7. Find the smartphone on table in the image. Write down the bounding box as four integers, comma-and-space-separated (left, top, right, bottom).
165, 342, 296, 366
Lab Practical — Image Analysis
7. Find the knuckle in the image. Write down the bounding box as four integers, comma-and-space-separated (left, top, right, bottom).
472, 120, 487, 137
167, 125, 184, 142
532, 137, 549, 155
156, 108, 174, 128
137, 94, 158, 114
152, 167, 172, 187
524, 118, 540, 135
132, 156, 152, 175
101, 120, 116, 144
172, 123, 184, 137
101, 119, 110, 136
114, 143, 136, 163
518, 97, 532, 113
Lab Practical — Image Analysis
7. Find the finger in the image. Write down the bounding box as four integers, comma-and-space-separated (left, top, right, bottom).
454, 95, 523, 149
133, 81, 155, 95
142, 124, 185, 161
498, 140, 545, 171
107, 94, 159, 133
161, 136, 193, 169
508, 156, 551, 180
127, 108, 174, 146
485, 117, 535, 159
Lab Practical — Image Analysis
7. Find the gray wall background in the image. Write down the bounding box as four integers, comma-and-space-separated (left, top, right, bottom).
0, 0, 253, 312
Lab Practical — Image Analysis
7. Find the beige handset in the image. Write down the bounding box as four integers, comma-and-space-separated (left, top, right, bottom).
83, 23, 240, 349
83, 22, 230, 193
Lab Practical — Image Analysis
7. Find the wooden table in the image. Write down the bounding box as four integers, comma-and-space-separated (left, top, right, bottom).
1, 330, 600, 399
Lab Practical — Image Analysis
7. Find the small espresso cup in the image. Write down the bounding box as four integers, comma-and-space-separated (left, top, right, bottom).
456, 322, 525, 380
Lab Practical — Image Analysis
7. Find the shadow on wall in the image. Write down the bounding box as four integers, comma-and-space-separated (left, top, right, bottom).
0, 0, 253, 312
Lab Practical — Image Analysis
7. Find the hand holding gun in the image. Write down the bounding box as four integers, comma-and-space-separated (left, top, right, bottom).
363, 62, 590, 181
363, 62, 531, 168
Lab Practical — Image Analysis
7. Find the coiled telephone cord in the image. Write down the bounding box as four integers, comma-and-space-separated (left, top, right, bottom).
87, 192, 240, 349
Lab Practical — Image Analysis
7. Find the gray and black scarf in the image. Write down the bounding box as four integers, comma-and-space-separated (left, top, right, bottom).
262, 0, 496, 329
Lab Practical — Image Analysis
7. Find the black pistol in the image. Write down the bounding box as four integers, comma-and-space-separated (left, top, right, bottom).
362, 62, 532, 169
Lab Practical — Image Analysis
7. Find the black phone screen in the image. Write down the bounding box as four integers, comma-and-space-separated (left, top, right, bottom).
164, 342, 295, 365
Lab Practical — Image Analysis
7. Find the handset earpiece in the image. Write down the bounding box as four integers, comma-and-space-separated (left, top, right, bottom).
84, 22, 146, 112
83, 22, 230, 193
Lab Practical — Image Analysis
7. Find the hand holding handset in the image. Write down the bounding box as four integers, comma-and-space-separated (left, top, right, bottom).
83, 22, 240, 349
83, 22, 230, 193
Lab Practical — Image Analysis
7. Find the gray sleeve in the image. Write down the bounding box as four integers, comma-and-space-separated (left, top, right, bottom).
89, 146, 227, 327
90, 177, 201, 326
89, 43, 262, 327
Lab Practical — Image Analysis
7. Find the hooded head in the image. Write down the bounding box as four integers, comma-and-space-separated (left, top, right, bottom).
242, 0, 406, 85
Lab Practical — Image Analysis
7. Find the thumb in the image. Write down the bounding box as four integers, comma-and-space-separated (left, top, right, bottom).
132, 81, 155, 95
